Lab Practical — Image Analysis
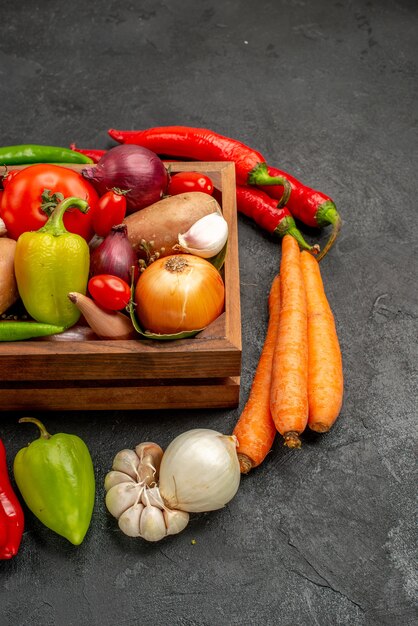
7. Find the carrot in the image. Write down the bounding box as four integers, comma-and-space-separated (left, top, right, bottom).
270, 235, 308, 448
300, 251, 343, 432
233, 275, 280, 473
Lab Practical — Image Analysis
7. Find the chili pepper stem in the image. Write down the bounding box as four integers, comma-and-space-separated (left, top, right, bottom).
19, 417, 51, 440
315, 203, 342, 262
248, 163, 292, 207
38, 197, 89, 237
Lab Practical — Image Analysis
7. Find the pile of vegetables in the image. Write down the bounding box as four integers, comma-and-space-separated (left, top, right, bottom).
0, 124, 345, 555
0, 143, 228, 341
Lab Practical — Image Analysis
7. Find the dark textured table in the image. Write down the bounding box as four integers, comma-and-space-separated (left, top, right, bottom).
1, 1, 417, 625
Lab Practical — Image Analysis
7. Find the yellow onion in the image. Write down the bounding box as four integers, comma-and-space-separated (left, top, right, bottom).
135, 254, 225, 334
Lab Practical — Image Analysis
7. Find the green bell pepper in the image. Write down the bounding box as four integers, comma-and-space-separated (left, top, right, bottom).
14, 195, 90, 327
13, 418, 95, 546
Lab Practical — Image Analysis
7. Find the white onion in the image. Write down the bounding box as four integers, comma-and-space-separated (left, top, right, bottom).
159, 429, 241, 513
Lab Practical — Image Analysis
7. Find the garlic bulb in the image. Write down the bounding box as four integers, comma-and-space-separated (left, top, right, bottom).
104, 442, 189, 541
159, 429, 241, 513
178, 212, 228, 258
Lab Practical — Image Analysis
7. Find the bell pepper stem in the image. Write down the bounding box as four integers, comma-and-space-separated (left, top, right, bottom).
19, 417, 51, 440
38, 196, 89, 237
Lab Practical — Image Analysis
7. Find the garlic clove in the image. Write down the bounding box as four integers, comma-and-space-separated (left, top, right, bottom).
135, 442, 164, 486
112, 449, 140, 479
163, 508, 190, 536
139, 505, 167, 542
105, 482, 142, 519
135, 442, 164, 478
178, 212, 228, 259
141, 486, 165, 509
118, 503, 144, 537
104, 470, 135, 492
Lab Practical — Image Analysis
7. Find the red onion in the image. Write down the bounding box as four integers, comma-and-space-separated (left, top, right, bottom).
90, 224, 138, 284
82, 144, 168, 214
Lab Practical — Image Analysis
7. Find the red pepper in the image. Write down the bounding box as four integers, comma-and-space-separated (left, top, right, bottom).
236, 186, 317, 252
70, 143, 106, 164
0, 438, 24, 559
259, 165, 341, 259
108, 126, 292, 205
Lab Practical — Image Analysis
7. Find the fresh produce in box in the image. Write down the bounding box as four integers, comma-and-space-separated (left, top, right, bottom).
92, 188, 127, 237
81, 144, 168, 214
123, 191, 223, 262
0, 321, 67, 342
68, 292, 136, 339
134, 254, 225, 335
89, 223, 137, 285
167, 171, 214, 196
178, 212, 228, 258
0, 143, 94, 165
14, 196, 90, 327
0, 164, 99, 241
0, 237, 19, 315
14, 418, 95, 546
88, 274, 131, 311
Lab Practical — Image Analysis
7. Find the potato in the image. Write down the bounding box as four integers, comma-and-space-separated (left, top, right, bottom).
0, 237, 19, 314
123, 191, 222, 261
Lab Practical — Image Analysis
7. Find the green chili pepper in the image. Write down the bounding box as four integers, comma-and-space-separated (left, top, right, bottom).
0, 321, 66, 341
14, 196, 90, 327
13, 418, 95, 546
0, 144, 93, 165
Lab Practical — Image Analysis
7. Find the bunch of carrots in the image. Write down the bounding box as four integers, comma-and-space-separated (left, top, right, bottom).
233, 234, 343, 474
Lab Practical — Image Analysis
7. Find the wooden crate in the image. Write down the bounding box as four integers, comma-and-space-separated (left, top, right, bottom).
0, 161, 241, 411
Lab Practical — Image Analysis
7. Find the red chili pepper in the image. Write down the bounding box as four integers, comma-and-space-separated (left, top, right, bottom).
236, 186, 318, 253
0, 438, 24, 559
108, 126, 292, 205
259, 165, 341, 260
70, 143, 106, 164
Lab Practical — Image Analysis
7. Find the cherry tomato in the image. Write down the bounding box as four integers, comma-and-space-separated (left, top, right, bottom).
93, 189, 127, 237
0, 164, 99, 241
88, 274, 131, 311
167, 172, 214, 196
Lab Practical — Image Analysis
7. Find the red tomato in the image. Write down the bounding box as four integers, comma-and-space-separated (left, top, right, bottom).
88, 274, 131, 311
167, 172, 214, 196
0, 164, 99, 241
93, 190, 127, 237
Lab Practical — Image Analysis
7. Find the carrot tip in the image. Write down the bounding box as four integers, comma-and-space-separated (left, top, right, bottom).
238, 453, 254, 474
283, 432, 302, 449
309, 422, 330, 433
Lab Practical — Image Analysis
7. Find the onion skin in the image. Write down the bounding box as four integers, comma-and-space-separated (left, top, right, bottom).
82, 144, 168, 214
68, 292, 136, 339
159, 429, 241, 513
135, 254, 225, 334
